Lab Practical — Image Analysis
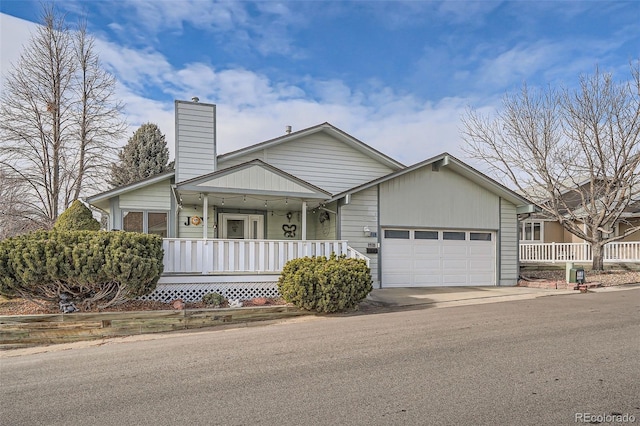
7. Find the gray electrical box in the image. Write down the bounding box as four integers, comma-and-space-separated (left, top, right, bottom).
569, 268, 586, 283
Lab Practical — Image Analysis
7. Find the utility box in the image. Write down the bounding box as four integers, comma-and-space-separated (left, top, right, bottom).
569, 268, 586, 284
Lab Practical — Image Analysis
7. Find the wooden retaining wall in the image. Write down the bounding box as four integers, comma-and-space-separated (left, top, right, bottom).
0, 306, 306, 349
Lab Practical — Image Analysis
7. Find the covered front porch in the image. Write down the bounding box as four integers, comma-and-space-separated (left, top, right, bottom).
173, 159, 337, 242
141, 160, 368, 303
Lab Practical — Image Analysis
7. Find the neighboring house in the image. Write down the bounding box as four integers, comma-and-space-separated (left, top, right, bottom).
518, 179, 640, 264
88, 99, 534, 301
520, 179, 640, 245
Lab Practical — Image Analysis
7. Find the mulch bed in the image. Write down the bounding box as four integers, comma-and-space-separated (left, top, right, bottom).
518, 269, 640, 289
0, 297, 287, 316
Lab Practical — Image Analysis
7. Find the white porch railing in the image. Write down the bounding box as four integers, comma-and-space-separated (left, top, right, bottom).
162, 239, 370, 274
519, 242, 640, 263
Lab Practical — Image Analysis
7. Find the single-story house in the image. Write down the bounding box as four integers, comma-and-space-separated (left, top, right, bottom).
88, 99, 535, 302
518, 180, 640, 264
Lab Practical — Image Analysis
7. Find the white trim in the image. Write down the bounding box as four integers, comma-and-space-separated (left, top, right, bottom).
220, 213, 264, 239
520, 219, 545, 242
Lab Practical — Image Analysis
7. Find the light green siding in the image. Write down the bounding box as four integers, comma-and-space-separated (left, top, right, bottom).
119, 180, 172, 211
500, 199, 519, 286
340, 188, 379, 286
219, 133, 394, 194
267, 211, 303, 240
379, 167, 499, 229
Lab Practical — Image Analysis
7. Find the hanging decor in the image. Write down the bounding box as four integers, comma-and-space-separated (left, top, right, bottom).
282, 224, 296, 238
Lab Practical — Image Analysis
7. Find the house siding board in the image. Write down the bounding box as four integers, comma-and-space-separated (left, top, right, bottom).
218, 133, 394, 194
119, 180, 172, 211
379, 167, 499, 229
340, 187, 379, 285
267, 211, 303, 240
175, 102, 216, 183
500, 199, 518, 286
178, 206, 215, 239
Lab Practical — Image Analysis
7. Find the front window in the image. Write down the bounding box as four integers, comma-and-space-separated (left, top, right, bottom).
520, 221, 543, 242
122, 211, 168, 236
123, 211, 144, 233
148, 212, 168, 237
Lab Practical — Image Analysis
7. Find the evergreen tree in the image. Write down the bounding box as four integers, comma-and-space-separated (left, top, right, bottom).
54, 200, 101, 231
109, 123, 172, 187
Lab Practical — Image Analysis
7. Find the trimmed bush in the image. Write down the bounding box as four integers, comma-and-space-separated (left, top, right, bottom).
0, 230, 163, 309
277, 254, 372, 313
202, 292, 226, 307
54, 200, 101, 231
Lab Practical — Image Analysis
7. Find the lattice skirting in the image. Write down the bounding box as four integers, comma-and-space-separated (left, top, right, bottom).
137, 282, 280, 303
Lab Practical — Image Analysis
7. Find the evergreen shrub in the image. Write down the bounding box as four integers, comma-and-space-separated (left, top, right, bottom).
277, 254, 372, 313
202, 292, 226, 307
54, 200, 101, 231
0, 230, 163, 309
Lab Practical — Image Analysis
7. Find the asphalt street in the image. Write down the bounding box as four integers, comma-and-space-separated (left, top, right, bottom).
1, 289, 638, 426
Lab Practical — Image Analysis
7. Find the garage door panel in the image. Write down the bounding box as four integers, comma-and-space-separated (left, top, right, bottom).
472, 273, 495, 286
383, 273, 413, 287
442, 259, 469, 269
413, 275, 442, 285
442, 275, 470, 285
442, 246, 468, 257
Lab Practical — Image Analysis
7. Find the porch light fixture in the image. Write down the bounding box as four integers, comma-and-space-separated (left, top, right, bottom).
243, 195, 246, 202
265, 200, 268, 207
222, 198, 225, 206
285, 197, 288, 204
198, 193, 202, 201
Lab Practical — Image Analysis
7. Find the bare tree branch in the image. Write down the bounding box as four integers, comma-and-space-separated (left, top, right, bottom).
462, 63, 640, 270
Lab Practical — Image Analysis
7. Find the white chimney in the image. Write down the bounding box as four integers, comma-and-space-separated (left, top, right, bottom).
175, 99, 216, 183
285, 125, 292, 134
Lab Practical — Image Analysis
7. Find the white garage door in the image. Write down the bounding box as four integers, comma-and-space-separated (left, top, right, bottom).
381, 229, 496, 287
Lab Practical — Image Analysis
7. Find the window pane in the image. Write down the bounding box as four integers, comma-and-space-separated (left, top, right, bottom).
443, 231, 465, 240
470, 232, 492, 241
384, 230, 409, 239
525, 223, 532, 240
148, 212, 168, 237
227, 219, 245, 239
123, 211, 143, 233
533, 223, 541, 241
415, 231, 438, 240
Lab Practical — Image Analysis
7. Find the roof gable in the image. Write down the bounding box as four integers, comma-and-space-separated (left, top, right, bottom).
176, 159, 331, 199
332, 153, 534, 209
218, 122, 404, 171
87, 171, 175, 205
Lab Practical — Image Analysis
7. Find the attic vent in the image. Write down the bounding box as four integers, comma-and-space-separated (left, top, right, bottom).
285, 125, 292, 134
191, 96, 199, 103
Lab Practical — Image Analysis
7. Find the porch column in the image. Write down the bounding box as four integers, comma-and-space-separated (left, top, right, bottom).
301, 201, 307, 241
202, 194, 208, 239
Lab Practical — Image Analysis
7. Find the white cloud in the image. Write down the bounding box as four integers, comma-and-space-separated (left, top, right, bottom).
0, 14, 37, 82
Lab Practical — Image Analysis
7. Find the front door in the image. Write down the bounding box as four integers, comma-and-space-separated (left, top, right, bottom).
220, 214, 264, 239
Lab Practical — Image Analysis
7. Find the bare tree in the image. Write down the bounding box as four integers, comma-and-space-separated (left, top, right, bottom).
0, 4, 125, 233
0, 167, 44, 239
462, 64, 640, 270
70, 19, 125, 201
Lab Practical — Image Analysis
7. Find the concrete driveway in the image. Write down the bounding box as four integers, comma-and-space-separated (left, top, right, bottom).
366, 285, 635, 308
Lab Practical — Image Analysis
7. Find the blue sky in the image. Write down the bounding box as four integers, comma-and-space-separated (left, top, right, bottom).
1, 1, 638, 170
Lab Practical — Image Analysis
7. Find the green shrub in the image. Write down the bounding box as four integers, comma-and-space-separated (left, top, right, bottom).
54, 200, 101, 231
277, 254, 372, 313
202, 292, 226, 307
0, 230, 164, 309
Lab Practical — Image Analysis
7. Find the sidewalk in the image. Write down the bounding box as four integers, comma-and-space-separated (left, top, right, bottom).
366, 284, 640, 309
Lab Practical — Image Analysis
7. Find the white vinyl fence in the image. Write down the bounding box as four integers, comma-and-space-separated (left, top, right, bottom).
519, 242, 640, 263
